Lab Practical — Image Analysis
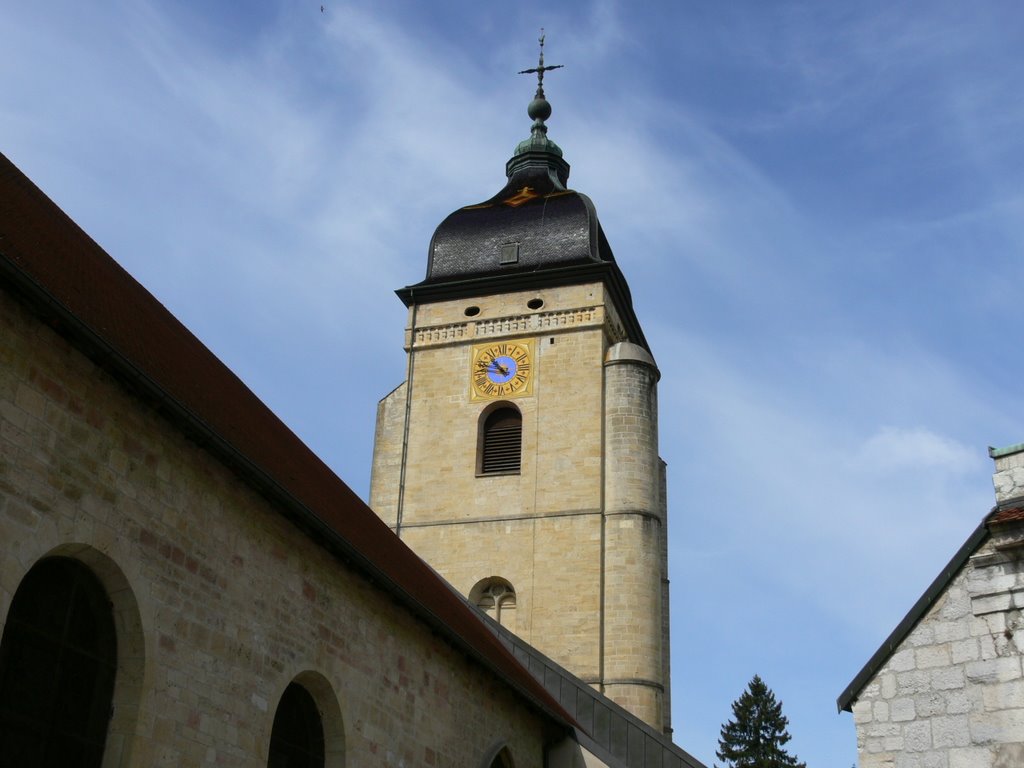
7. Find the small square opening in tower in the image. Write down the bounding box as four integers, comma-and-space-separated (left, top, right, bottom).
500, 243, 520, 265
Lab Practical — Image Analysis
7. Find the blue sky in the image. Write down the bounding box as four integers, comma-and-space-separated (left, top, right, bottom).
4, 2, 1023, 765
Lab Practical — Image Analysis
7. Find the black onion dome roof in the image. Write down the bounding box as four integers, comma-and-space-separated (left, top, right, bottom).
424, 162, 616, 284
397, 57, 649, 351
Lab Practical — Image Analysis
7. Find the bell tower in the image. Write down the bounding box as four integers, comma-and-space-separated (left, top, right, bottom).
369, 39, 672, 734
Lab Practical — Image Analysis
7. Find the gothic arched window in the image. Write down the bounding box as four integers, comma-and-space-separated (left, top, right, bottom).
482, 743, 515, 768
479, 406, 522, 475
268, 682, 325, 768
470, 578, 517, 629
0, 557, 117, 767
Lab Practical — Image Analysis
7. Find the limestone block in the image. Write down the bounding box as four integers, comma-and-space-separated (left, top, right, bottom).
915, 692, 946, 718
855, 699, 875, 724
863, 726, 903, 753
993, 467, 1024, 503
965, 658, 1022, 685
945, 690, 973, 715
861, 754, 896, 768
910, 623, 937, 647
931, 715, 971, 749
970, 590, 1024, 616
941, 588, 972, 620
952, 638, 981, 665
973, 614, 1006, 641
948, 746, 993, 768
980, 680, 1024, 711
1012, 631, 1024, 655
993, 743, 1024, 768
882, 674, 898, 699
891, 697, 916, 721
935, 620, 970, 643
904, 720, 932, 752
922, 753, 949, 768
931, 667, 966, 691
897, 670, 934, 696
886, 733, 907, 751
967, 713, 1002, 746
892, 649, 917, 673
918, 645, 953, 669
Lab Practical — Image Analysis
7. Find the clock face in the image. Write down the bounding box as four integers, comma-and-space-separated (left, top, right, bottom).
471, 339, 534, 400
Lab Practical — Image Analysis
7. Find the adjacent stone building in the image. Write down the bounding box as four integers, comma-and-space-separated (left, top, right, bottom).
839, 444, 1024, 768
370, 64, 671, 733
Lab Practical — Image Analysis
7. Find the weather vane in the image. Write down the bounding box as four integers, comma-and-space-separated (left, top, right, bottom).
518, 29, 563, 99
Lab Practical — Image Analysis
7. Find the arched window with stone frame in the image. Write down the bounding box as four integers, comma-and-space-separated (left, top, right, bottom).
267, 681, 327, 768
0, 556, 118, 767
469, 577, 517, 630
481, 742, 515, 768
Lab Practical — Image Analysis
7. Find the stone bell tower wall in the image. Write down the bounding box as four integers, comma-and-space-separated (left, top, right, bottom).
602, 341, 667, 731
368, 381, 406, 527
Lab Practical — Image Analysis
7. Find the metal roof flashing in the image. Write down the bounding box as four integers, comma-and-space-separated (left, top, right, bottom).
989, 442, 1024, 459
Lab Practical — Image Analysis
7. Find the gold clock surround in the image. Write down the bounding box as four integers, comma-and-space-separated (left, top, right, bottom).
470, 338, 534, 401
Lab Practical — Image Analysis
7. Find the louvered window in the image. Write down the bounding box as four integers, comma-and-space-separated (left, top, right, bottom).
480, 407, 522, 474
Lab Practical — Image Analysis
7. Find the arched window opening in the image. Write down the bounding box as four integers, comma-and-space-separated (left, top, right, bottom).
479, 406, 522, 475
268, 682, 325, 768
470, 578, 517, 629
482, 743, 515, 768
0, 557, 117, 767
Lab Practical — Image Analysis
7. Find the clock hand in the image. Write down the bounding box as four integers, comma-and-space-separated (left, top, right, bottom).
488, 356, 510, 376
477, 358, 503, 376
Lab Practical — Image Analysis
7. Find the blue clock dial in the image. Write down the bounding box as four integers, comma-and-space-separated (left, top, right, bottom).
486, 356, 518, 384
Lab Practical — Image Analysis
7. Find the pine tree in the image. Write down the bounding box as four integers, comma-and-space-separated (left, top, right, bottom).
716, 675, 806, 768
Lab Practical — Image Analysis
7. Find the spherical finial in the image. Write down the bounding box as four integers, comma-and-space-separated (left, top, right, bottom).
528, 97, 552, 122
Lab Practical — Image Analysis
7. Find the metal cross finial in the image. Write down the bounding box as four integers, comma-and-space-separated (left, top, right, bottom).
518, 29, 563, 98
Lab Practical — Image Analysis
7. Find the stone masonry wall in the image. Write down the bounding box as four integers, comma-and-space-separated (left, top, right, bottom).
603, 345, 666, 729
0, 288, 554, 767
368, 282, 670, 732
852, 525, 1024, 768
992, 446, 1024, 505
370, 284, 611, 690
368, 380, 405, 526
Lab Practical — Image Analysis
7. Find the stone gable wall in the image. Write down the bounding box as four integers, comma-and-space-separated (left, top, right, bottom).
0, 288, 554, 767
852, 525, 1024, 768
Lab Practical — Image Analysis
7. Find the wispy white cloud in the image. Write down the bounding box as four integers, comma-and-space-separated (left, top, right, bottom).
853, 426, 977, 474
3, 3, 1022, 767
